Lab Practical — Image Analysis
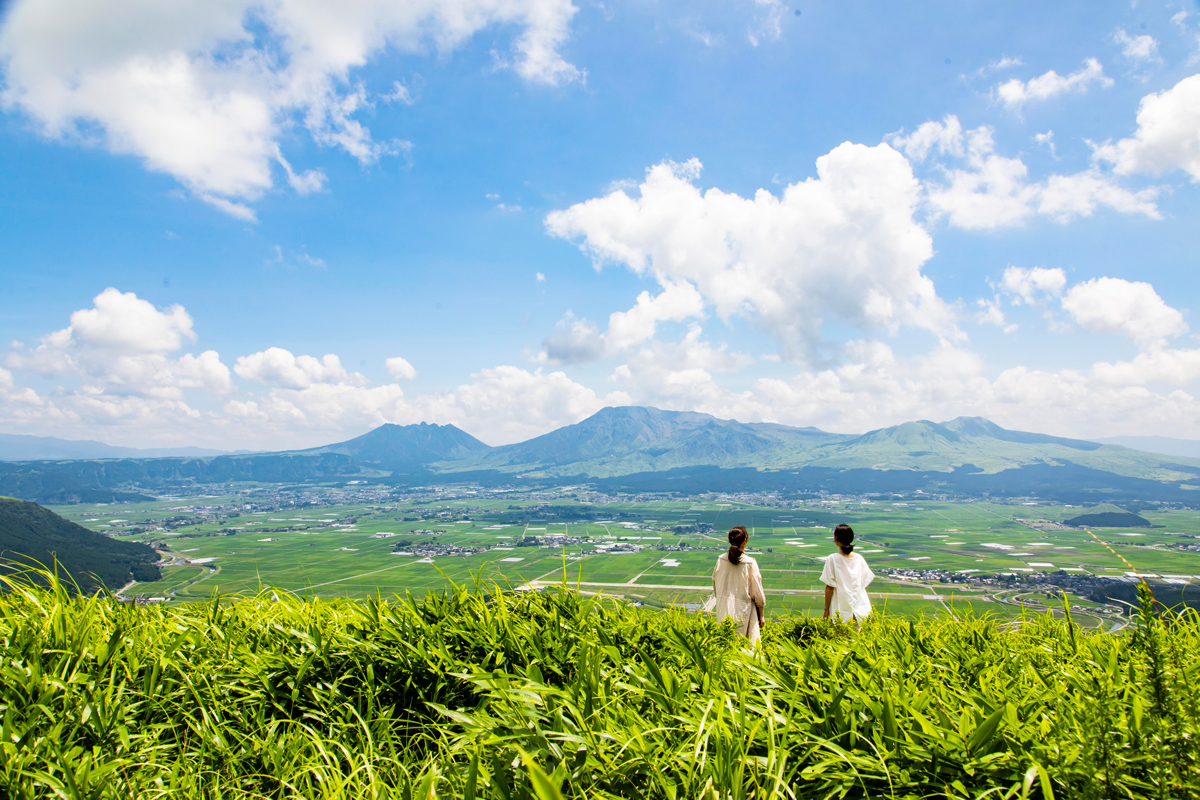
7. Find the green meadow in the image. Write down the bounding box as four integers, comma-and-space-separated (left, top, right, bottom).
4, 567, 1199, 799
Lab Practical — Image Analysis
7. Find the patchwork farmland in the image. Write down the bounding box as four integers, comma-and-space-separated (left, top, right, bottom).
52, 489, 1200, 626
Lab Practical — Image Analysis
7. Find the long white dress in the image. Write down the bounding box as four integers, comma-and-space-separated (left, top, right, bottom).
819, 551, 876, 621
712, 553, 767, 643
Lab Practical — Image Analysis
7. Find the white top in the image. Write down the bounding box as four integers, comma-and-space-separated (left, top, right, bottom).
819, 551, 875, 620
712, 553, 767, 642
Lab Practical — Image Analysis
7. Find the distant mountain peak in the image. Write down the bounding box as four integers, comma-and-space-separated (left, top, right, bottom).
304, 421, 491, 471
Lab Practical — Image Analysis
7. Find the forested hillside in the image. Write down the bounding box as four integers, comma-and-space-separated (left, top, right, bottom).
0, 498, 160, 591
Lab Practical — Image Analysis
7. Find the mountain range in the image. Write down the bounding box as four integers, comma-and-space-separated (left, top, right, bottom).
0, 433, 237, 461
3, 406, 1200, 503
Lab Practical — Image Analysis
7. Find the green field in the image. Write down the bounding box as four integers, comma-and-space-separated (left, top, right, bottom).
49, 493, 1200, 625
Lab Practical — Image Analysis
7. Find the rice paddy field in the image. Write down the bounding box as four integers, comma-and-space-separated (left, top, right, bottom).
49, 494, 1200, 627
3, 568, 1198, 799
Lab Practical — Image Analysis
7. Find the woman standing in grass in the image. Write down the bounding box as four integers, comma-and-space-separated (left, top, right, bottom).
712, 525, 767, 643
821, 523, 876, 623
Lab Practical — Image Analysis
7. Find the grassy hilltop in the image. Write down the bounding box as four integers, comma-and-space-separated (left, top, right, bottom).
2, 571, 1198, 799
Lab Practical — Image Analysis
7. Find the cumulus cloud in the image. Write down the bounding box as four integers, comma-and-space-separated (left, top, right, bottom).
231, 364, 630, 445
385, 357, 417, 380
234, 348, 365, 389
994, 58, 1113, 111
608, 325, 756, 416
5, 287, 233, 398
1093, 74, 1200, 182
1061, 277, 1187, 348
0, 0, 582, 217
975, 298, 1017, 333
538, 282, 706, 365
1091, 348, 1200, 386
605, 281, 706, 352
538, 314, 605, 365
889, 115, 965, 163
891, 116, 1162, 229
546, 146, 957, 363
999, 266, 1067, 305
1113, 29, 1162, 66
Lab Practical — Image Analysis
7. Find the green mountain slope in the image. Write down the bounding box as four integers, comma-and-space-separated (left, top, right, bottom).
800, 417, 1200, 481
0, 497, 161, 591
429, 409, 1200, 483
302, 421, 490, 472
439, 406, 851, 477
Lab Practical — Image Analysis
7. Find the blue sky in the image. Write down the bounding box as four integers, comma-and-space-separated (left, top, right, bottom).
2, 0, 1200, 449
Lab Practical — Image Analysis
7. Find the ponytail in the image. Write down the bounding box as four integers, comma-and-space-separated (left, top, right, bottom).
834, 523, 855, 554
727, 526, 748, 565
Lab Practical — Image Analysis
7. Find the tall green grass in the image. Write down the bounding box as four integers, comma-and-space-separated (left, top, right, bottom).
2, 567, 1197, 799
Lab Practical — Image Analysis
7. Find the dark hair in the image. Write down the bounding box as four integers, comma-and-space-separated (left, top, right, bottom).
834, 523, 855, 554
727, 526, 749, 565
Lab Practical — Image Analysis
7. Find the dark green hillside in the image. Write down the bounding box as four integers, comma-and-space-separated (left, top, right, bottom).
1066, 503, 1153, 527
0, 497, 160, 591
3, 574, 1198, 798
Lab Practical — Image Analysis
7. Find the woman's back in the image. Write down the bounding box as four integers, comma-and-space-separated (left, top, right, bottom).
712, 553, 766, 641
820, 551, 875, 620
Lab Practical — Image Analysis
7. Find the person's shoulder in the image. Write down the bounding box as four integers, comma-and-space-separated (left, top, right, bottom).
740, 554, 758, 565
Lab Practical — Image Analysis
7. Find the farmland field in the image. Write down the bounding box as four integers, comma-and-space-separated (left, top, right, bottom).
49, 489, 1200, 626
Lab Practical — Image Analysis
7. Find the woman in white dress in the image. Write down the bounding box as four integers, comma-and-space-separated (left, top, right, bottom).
712, 526, 767, 643
820, 524, 876, 623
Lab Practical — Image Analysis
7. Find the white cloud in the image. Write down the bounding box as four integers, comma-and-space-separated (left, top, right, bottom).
1093, 74, 1200, 182
230, 363, 630, 445
1113, 29, 1162, 65
740, 339, 1200, 440
1091, 348, 1200, 386
536, 272, 546, 282
385, 357, 417, 381
70, 287, 195, 353
746, 0, 785, 47
994, 58, 1113, 111
889, 115, 964, 162
0, 0, 582, 217
234, 348, 365, 389
4, 287, 234, 398
1034, 130, 1057, 158
1061, 277, 1187, 348
546, 145, 958, 363
538, 281, 705, 365
605, 281, 705, 352
975, 298, 1017, 333
538, 313, 605, 365
608, 325, 756, 417
899, 117, 1162, 229
276, 147, 327, 195
1000, 266, 1067, 305
382, 80, 416, 105
1037, 169, 1161, 221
